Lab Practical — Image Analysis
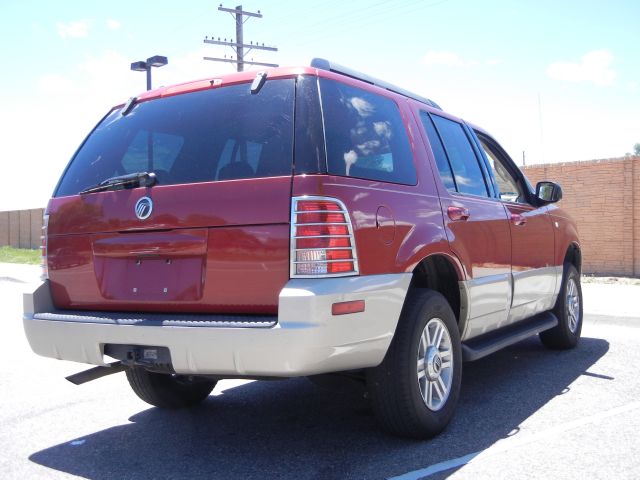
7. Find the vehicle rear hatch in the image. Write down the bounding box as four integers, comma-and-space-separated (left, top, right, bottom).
47, 76, 296, 314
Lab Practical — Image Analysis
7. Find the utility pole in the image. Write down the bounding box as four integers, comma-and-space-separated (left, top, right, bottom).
203, 4, 278, 72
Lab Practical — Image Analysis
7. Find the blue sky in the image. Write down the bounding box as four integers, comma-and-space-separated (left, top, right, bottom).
1, 0, 638, 210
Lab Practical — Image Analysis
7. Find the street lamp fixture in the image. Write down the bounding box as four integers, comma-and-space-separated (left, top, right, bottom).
130, 55, 168, 91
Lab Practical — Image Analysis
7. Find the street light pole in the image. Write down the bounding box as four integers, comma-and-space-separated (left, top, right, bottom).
130, 55, 168, 91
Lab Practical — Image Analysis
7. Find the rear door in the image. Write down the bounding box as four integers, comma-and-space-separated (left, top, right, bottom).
418, 111, 512, 340
47, 78, 295, 314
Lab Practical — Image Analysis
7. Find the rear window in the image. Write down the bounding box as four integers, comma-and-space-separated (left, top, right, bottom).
55, 79, 295, 197
319, 78, 416, 185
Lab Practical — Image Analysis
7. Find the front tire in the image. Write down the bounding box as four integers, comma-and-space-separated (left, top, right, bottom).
126, 367, 217, 409
367, 289, 462, 439
540, 263, 583, 349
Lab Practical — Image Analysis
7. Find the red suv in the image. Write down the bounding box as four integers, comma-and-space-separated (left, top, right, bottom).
23, 59, 582, 438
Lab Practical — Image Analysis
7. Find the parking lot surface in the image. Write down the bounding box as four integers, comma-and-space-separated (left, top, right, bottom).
1, 264, 639, 479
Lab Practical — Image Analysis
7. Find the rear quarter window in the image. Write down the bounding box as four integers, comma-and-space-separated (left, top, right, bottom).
319, 78, 416, 185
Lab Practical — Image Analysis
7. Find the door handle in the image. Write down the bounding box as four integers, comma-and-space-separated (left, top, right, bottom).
447, 206, 470, 221
510, 213, 526, 226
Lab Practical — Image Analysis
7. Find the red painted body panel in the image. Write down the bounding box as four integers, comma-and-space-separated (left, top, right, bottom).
47, 177, 292, 314
292, 174, 452, 276
48, 224, 288, 313
504, 203, 555, 271
547, 204, 581, 266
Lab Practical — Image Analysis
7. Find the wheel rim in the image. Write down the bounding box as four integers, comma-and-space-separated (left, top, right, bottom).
417, 317, 453, 411
566, 277, 580, 333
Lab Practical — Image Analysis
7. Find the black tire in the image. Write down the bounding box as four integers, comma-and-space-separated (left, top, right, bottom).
366, 289, 462, 439
126, 367, 216, 409
540, 263, 583, 349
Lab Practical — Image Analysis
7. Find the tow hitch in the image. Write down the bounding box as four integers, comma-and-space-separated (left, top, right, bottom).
66, 361, 127, 385
65, 344, 173, 385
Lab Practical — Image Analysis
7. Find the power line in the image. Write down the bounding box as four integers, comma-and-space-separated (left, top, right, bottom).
203, 4, 278, 72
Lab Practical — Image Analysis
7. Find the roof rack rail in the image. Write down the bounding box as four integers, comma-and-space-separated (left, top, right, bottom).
311, 58, 441, 110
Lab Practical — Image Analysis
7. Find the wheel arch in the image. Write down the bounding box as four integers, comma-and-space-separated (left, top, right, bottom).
409, 254, 465, 332
563, 242, 582, 274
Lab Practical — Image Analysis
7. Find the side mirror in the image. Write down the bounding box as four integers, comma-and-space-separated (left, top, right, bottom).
536, 181, 563, 204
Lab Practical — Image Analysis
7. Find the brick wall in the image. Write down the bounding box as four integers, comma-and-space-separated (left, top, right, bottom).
2, 156, 640, 275
0, 208, 45, 250
523, 156, 640, 277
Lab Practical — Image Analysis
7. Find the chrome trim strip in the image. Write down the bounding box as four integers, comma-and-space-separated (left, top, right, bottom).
460, 265, 564, 341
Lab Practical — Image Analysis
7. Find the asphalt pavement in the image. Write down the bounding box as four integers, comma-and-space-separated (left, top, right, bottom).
1, 263, 639, 479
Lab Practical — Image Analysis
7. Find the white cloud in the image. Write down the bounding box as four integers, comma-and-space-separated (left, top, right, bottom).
106, 19, 121, 30
423, 51, 500, 68
56, 19, 93, 39
546, 49, 616, 86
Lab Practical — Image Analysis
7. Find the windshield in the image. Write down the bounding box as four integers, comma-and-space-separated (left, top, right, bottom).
55, 79, 295, 197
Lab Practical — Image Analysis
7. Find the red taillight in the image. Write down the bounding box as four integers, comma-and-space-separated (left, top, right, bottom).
296, 212, 346, 224
291, 196, 359, 278
296, 237, 351, 249
41, 213, 49, 281
296, 224, 349, 237
297, 201, 341, 212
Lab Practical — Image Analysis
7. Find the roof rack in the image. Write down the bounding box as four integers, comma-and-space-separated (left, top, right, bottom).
311, 58, 441, 110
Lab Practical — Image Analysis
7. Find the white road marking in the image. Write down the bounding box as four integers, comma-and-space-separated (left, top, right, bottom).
388, 401, 640, 480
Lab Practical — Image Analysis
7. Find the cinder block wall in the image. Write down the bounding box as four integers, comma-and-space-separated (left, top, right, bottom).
0, 208, 44, 249
523, 156, 640, 277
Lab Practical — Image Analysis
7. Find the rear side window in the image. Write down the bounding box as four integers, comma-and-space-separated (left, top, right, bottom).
55, 79, 294, 197
420, 113, 455, 191
319, 78, 416, 185
430, 115, 489, 197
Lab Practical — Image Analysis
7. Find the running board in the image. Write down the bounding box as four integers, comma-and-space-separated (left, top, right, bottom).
65, 361, 127, 385
461, 312, 558, 361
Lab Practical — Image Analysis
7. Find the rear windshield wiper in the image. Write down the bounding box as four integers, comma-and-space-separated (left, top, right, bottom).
79, 172, 157, 195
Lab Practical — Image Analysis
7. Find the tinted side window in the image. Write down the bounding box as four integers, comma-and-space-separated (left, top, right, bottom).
431, 115, 489, 197
419, 112, 455, 191
319, 78, 416, 185
477, 136, 525, 203
55, 79, 294, 197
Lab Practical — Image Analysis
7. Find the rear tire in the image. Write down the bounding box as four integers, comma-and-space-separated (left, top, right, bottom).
126, 367, 216, 409
540, 263, 583, 349
367, 289, 462, 439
